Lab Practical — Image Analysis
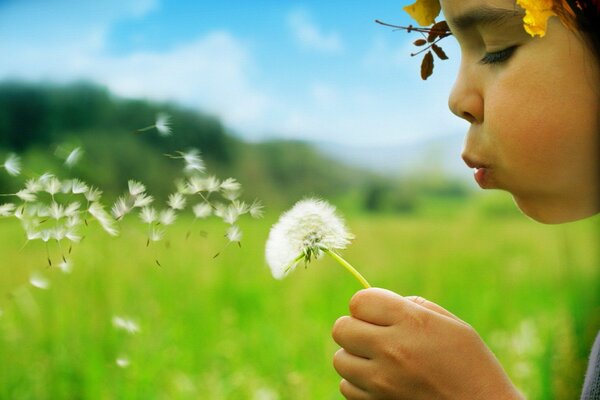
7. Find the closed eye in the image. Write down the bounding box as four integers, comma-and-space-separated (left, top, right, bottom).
479, 45, 518, 65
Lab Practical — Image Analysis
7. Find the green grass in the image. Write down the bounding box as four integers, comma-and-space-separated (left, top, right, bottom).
0, 200, 598, 399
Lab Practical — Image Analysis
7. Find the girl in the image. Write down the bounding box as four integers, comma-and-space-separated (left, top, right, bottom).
331, 0, 600, 398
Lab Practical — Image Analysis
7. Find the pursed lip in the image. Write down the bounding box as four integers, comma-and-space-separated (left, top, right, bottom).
462, 154, 495, 189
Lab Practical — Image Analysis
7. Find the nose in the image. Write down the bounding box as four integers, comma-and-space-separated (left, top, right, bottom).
448, 61, 483, 124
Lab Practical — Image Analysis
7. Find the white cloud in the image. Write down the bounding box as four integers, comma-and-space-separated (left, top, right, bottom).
287, 9, 343, 54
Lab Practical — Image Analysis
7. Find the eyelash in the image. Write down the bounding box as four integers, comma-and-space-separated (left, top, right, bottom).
479, 46, 518, 65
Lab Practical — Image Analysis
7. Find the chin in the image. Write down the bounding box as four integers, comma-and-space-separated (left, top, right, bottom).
512, 195, 600, 224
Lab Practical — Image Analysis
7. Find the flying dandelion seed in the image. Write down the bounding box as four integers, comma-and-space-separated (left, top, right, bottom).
57, 260, 73, 274
265, 198, 370, 287
227, 225, 242, 243
136, 113, 172, 136
29, 273, 50, 290
167, 193, 186, 210
112, 316, 140, 334
139, 206, 158, 224
178, 149, 205, 173
193, 203, 212, 219
64, 147, 83, 167
3, 154, 21, 176
128, 180, 146, 196
159, 209, 177, 226
0, 203, 15, 217
116, 356, 131, 368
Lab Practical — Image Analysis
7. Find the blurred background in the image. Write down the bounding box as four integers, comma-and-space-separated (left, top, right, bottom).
0, 1, 598, 399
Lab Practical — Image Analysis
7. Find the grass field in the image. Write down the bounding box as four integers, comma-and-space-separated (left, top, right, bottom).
0, 197, 598, 399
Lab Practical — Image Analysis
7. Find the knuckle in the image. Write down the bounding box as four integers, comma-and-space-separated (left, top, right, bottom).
349, 290, 369, 316
332, 348, 344, 370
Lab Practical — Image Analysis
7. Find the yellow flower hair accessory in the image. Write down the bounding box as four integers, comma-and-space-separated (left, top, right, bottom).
517, 0, 557, 37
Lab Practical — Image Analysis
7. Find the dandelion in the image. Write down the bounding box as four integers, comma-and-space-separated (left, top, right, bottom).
85, 187, 103, 202
193, 203, 212, 219
112, 196, 132, 220
149, 227, 165, 242
137, 112, 172, 136
0, 203, 15, 217
227, 225, 242, 243
30, 273, 50, 289
70, 179, 88, 194
128, 180, 146, 196
220, 178, 241, 192
112, 315, 140, 334
58, 260, 73, 274
3, 154, 21, 176
249, 200, 264, 219
159, 209, 177, 225
179, 149, 205, 173
139, 206, 158, 224
116, 356, 130, 368
45, 177, 62, 196
16, 189, 37, 202
88, 202, 119, 236
265, 198, 370, 287
167, 193, 186, 210
205, 176, 220, 192
133, 193, 154, 208
64, 147, 83, 167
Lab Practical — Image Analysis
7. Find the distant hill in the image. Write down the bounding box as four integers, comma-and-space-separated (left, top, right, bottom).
0, 81, 374, 209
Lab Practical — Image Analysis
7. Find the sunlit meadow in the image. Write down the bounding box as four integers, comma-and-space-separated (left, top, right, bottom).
0, 194, 598, 399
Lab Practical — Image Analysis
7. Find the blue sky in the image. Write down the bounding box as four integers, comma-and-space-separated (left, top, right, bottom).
0, 0, 468, 146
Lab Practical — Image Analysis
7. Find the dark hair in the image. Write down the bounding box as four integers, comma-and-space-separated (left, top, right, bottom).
558, 0, 600, 59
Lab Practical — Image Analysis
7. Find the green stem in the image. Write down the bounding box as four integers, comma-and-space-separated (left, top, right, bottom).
323, 248, 371, 289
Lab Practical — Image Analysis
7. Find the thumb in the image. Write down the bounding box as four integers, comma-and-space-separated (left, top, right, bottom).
405, 296, 468, 326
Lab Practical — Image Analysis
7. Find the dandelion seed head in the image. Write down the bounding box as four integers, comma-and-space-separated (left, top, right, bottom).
112, 316, 140, 334
0, 203, 15, 217
30, 273, 50, 289
192, 203, 212, 219
3, 154, 21, 176
265, 198, 353, 279
155, 113, 172, 136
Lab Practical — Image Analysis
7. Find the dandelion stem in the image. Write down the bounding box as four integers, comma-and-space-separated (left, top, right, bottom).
136, 125, 155, 134
323, 248, 371, 289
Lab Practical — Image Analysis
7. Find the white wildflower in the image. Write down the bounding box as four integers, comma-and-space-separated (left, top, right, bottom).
139, 206, 158, 224
265, 198, 354, 280
227, 225, 242, 243
30, 273, 50, 289
88, 202, 119, 236
65, 147, 83, 167
159, 209, 177, 225
192, 203, 212, 219
112, 316, 140, 334
3, 154, 21, 176
128, 180, 146, 196
16, 189, 37, 202
155, 113, 172, 136
0, 203, 15, 217
167, 193, 186, 210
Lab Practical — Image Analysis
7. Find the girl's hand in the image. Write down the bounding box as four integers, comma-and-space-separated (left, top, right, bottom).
332, 288, 524, 400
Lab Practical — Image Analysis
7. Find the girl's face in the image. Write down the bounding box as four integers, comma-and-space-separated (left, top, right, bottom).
442, 0, 600, 223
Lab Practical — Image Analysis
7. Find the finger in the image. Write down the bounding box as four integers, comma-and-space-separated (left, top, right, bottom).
339, 379, 370, 400
405, 296, 468, 325
332, 316, 382, 359
333, 348, 373, 392
349, 288, 411, 326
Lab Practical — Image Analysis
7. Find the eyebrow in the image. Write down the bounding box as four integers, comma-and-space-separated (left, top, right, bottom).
449, 7, 525, 32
